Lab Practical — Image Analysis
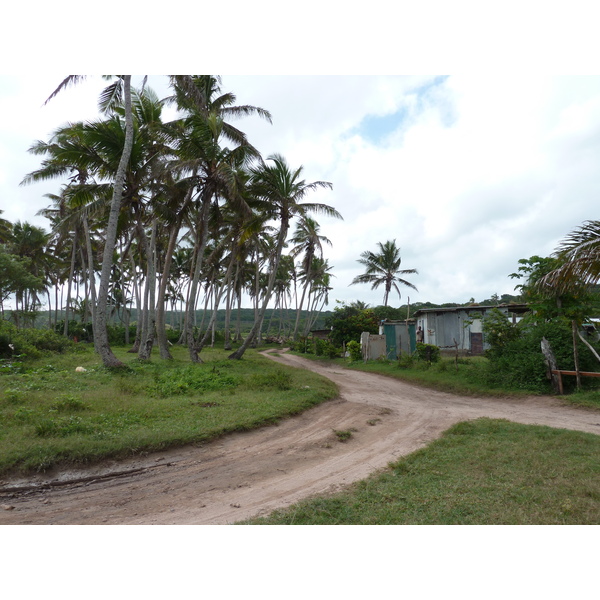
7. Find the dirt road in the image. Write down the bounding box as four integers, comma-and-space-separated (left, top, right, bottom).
2, 351, 599, 525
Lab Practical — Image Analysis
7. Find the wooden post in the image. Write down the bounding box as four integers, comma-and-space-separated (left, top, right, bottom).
541, 337, 562, 394
453, 337, 459, 371
572, 321, 582, 391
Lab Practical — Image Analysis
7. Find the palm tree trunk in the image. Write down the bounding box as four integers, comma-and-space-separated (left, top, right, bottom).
94, 75, 133, 368
186, 191, 212, 363
292, 269, 311, 339
155, 221, 181, 360
63, 235, 77, 337
138, 220, 157, 361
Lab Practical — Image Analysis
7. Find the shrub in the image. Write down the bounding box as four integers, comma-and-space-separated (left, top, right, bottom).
346, 340, 362, 362
0, 320, 75, 359
483, 319, 600, 393
290, 337, 310, 353
325, 303, 379, 347
415, 343, 440, 363
315, 339, 341, 358
54, 320, 94, 342
397, 352, 415, 369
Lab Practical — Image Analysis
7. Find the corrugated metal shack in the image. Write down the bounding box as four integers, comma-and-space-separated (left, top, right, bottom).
413, 304, 529, 355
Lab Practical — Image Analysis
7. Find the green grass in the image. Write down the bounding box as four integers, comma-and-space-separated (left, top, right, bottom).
0, 345, 337, 475
244, 418, 600, 525
342, 355, 512, 396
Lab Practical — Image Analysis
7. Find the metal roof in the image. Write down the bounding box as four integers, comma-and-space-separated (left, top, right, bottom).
414, 303, 530, 316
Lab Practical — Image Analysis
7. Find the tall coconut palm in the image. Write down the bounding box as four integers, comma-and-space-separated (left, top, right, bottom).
43, 75, 135, 367
228, 154, 340, 360
350, 239, 418, 307
289, 216, 332, 339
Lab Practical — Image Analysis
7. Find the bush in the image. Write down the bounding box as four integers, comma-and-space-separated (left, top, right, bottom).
314, 338, 341, 358
325, 303, 379, 347
397, 352, 415, 369
290, 337, 310, 353
415, 343, 440, 363
324, 341, 341, 358
55, 320, 94, 342
346, 340, 362, 362
483, 319, 600, 393
106, 324, 137, 345
0, 320, 74, 359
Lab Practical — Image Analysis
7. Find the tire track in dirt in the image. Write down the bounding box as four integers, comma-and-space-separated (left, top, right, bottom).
1, 350, 599, 525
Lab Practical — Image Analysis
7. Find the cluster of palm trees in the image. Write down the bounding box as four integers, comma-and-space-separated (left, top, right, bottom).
14, 75, 341, 365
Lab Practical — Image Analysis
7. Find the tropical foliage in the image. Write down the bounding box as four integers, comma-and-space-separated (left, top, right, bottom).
510, 255, 598, 324
541, 220, 600, 292
325, 301, 379, 347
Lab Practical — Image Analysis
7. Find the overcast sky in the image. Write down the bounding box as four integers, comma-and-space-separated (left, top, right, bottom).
2, 74, 600, 308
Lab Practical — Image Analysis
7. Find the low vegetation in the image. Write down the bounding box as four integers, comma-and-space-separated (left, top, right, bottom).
245, 418, 600, 525
0, 343, 337, 476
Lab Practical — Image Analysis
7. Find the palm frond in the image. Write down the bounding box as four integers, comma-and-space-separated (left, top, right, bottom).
98, 78, 124, 114
44, 76, 86, 105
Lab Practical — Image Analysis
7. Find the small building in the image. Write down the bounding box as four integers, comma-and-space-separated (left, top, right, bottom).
380, 320, 416, 359
310, 329, 331, 341
413, 304, 529, 355
361, 320, 416, 361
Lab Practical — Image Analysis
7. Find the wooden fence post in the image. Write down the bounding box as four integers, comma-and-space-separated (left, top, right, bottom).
541, 337, 562, 394
572, 320, 582, 391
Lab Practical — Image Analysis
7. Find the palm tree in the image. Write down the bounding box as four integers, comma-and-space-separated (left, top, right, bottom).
228, 154, 340, 360
303, 256, 334, 334
350, 239, 418, 307
42, 75, 135, 367
541, 220, 600, 292
290, 216, 332, 339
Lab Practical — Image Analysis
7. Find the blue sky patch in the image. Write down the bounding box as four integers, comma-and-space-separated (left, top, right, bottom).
357, 108, 410, 144
354, 76, 451, 144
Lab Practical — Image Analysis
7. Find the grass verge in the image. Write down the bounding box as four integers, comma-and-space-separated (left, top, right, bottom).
0, 345, 337, 476
294, 352, 600, 408
244, 418, 600, 525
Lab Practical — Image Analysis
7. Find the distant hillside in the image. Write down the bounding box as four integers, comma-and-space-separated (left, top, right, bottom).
10, 308, 333, 334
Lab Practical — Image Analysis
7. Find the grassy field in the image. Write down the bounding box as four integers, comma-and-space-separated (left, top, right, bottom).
0, 344, 337, 476
245, 418, 600, 525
